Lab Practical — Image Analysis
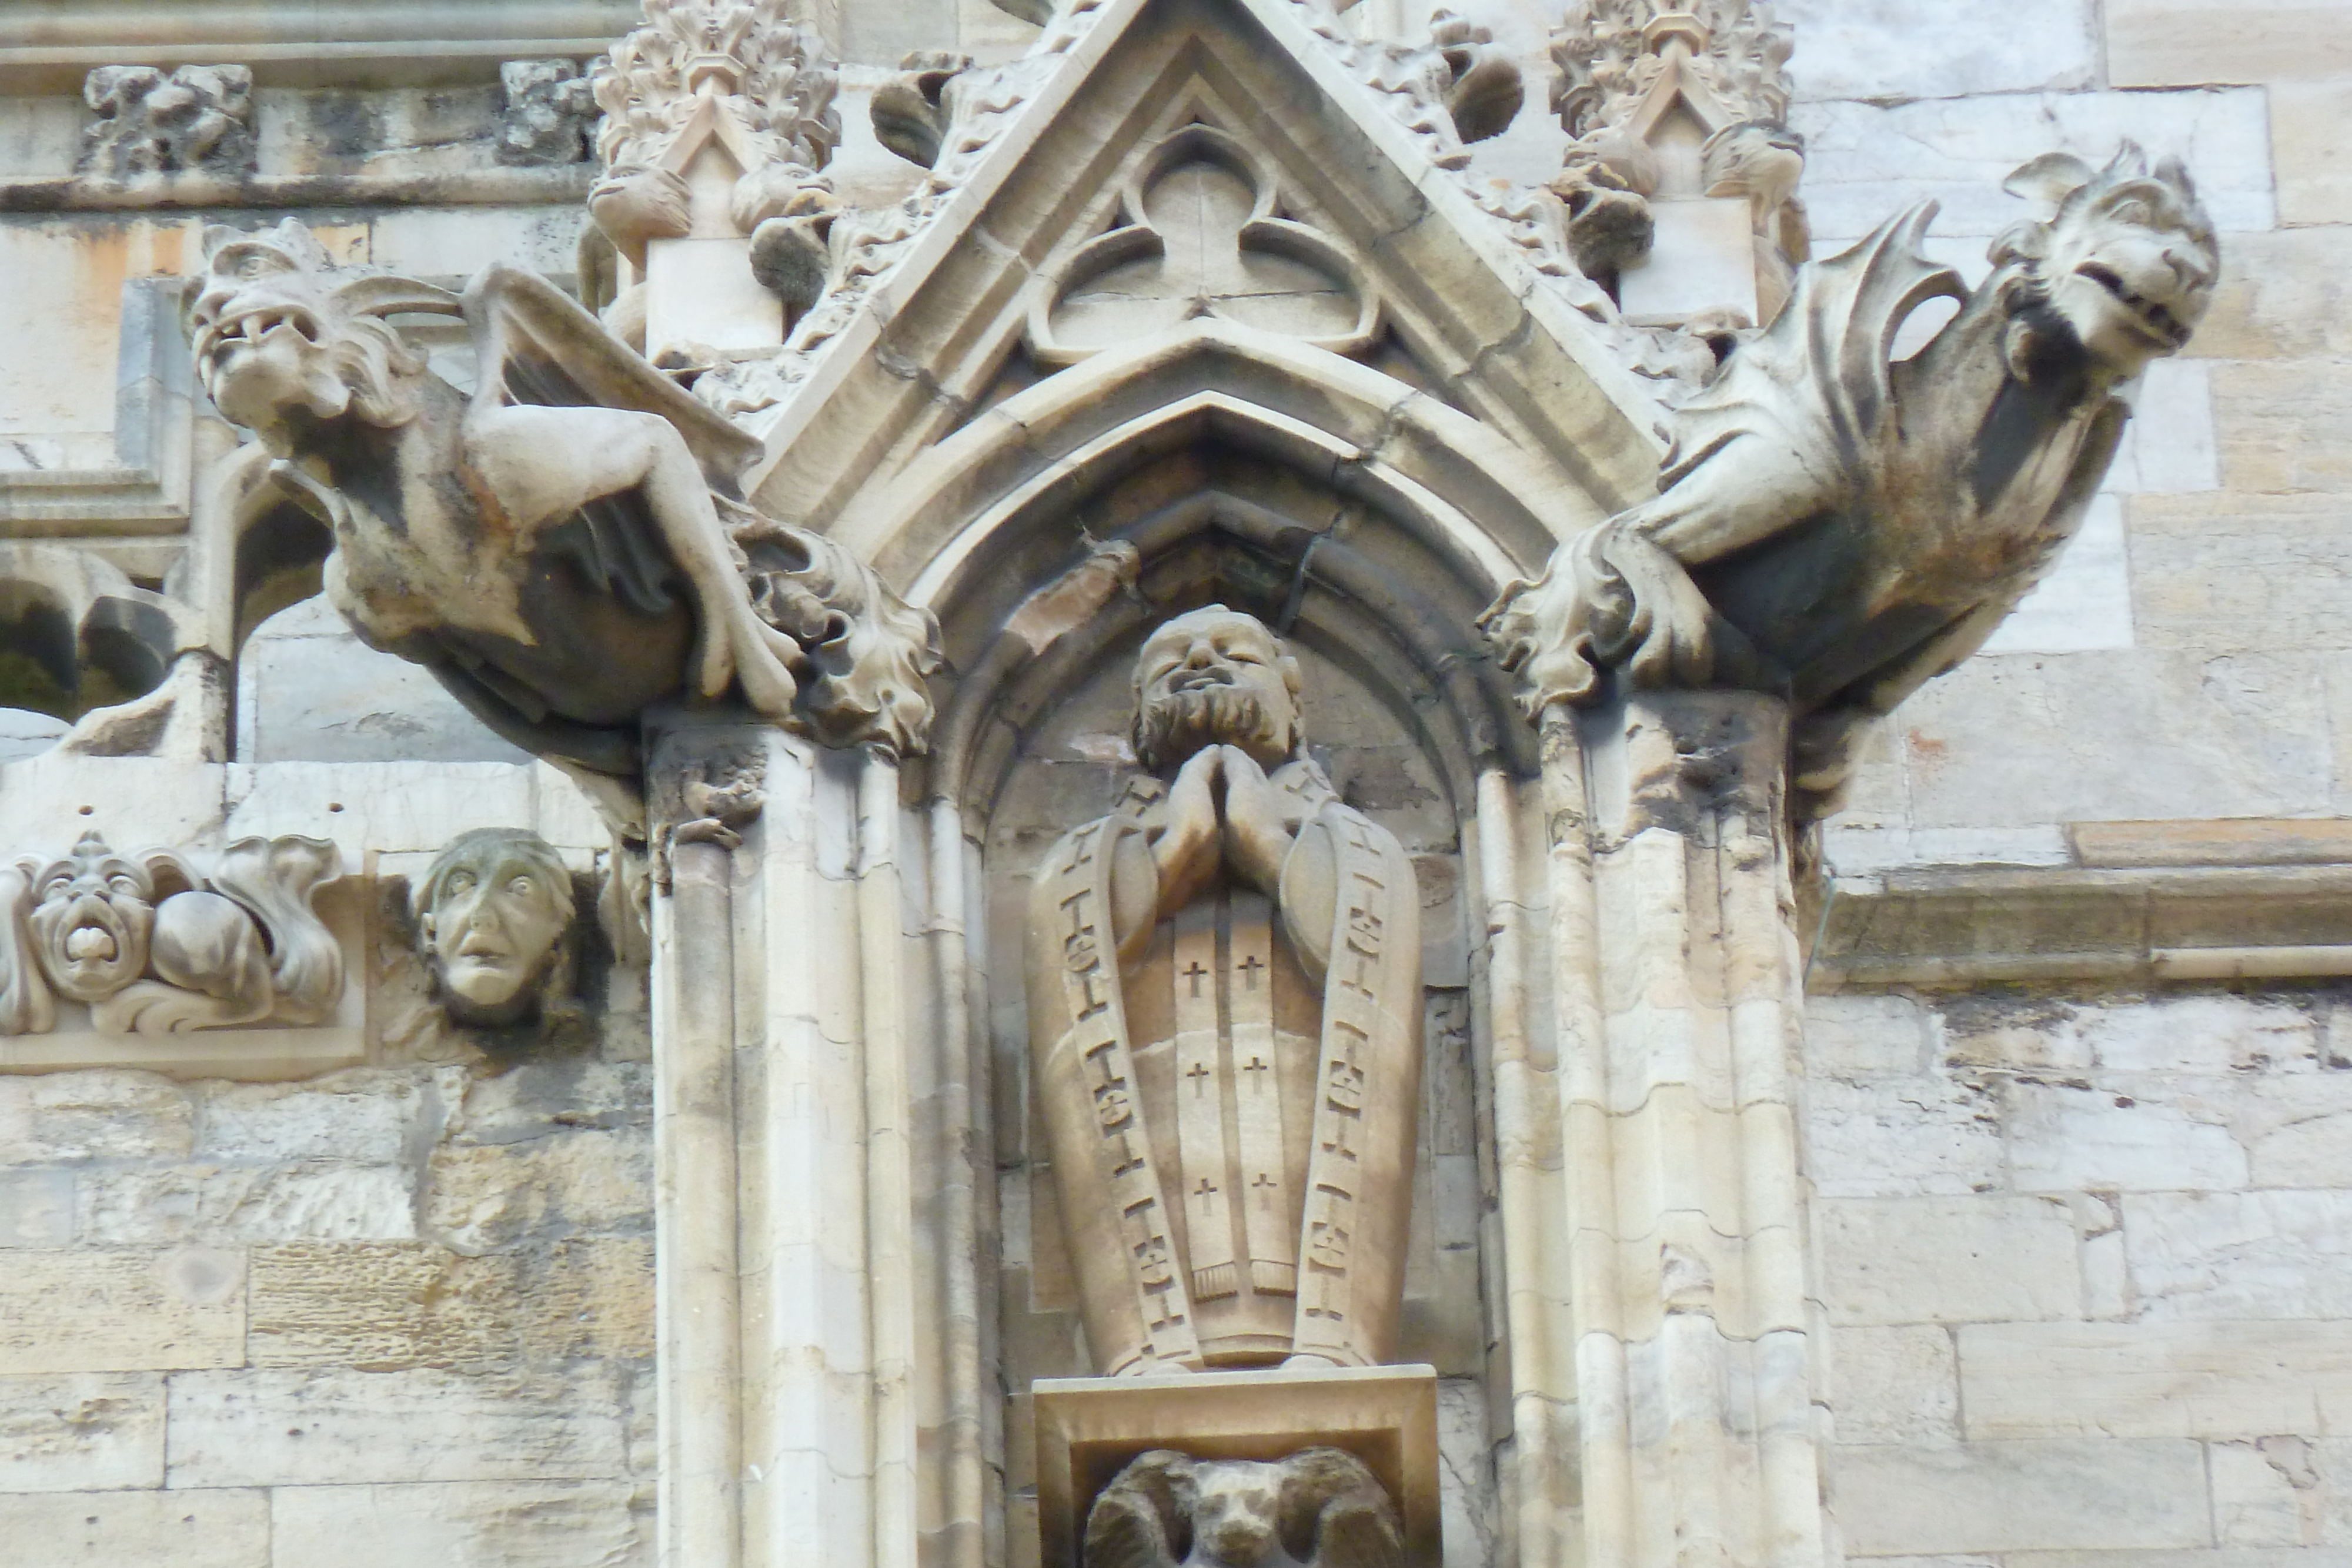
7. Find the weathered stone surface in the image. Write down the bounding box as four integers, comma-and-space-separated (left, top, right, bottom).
0, 1486, 268, 1566
237, 596, 530, 765
0, 1071, 193, 1163
1776, 0, 2096, 102
1960, 1320, 2352, 1439
2126, 1192, 2352, 1320
79, 1161, 416, 1245
2003, 1079, 2248, 1194
1828, 1323, 1958, 1445
1816, 1196, 2080, 1325
0, 1371, 163, 1490
1833, 1437, 2210, 1553
2106, 0, 2352, 86
2078, 997, 2318, 1074
166, 1365, 633, 1486
1803, 994, 1933, 1079
1895, 651, 2333, 829
269, 1479, 650, 1565
2212, 362, 2352, 497
0, 1248, 243, 1373
249, 1239, 652, 1369
196, 1071, 427, 1164
1807, 1076, 2003, 1198
424, 1128, 651, 1253
2270, 81, 2352, 225
1792, 89, 2273, 240
0, 1168, 74, 1245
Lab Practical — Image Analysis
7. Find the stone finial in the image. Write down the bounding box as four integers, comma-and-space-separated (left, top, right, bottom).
1083, 1447, 1405, 1568
497, 59, 597, 166
0, 832, 342, 1037
1546, 0, 1804, 322
77, 64, 256, 179
586, 0, 842, 276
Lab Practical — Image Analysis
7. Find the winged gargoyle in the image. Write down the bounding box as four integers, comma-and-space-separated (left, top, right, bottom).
185, 219, 940, 833
1083, 1447, 1404, 1568
1484, 143, 2219, 818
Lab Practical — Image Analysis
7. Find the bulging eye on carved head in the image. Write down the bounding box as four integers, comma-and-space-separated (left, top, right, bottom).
184, 218, 460, 443
1991, 141, 2220, 379
1130, 604, 1305, 775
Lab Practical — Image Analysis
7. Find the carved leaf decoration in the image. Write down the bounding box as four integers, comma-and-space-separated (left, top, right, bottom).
206, 835, 344, 1025
0, 864, 56, 1037
1030, 123, 1377, 366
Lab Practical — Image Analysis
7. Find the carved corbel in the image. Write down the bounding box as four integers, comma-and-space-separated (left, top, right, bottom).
870, 50, 975, 170
1084, 1448, 1405, 1568
0, 831, 342, 1038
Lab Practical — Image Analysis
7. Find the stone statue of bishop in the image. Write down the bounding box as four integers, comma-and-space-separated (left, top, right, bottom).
1026, 606, 1422, 1376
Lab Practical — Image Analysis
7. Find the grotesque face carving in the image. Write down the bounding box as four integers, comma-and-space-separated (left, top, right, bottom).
1131, 606, 1304, 775
1996, 143, 2219, 382
26, 833, 157, 1004
186, 219, 454, 451
1083, 1446, 1404, 1568
413, 828, 574, 1027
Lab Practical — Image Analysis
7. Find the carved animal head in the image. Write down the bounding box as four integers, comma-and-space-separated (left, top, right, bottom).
186, 219, 460, 453
24, 832, 182, 1004
1990, 142, 2218, 382
1131, 606, 1305, 775
1083, 1447, 1405, 1568
411, 828, 575, 1028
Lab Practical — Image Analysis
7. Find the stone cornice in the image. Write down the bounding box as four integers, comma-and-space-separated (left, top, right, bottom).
0, 0, 641, 92
1811, 858, 2352, 991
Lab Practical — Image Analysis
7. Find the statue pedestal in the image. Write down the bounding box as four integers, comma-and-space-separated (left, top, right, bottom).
1032, 1363, 1441, 1567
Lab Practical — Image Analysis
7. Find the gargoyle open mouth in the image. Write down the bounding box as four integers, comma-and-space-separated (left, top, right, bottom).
2075, 261, 2188, 346
64, 923, 118, 963
202, 305, 324, 353
1168, 667, 1236, 693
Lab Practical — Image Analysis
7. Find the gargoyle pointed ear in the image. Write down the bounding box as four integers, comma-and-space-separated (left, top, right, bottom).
266, 218, 334, 272
330, 275, 464, 319
2002, 151, 2098, 214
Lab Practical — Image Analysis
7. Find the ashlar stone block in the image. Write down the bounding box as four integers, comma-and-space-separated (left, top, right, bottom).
0, 1248, 244, 1375
1833, 1437, 2209, 1554
1816, 1196, 2080, 1325
0, 1487, 268, 1567
0, 1371, 164, 1490
268, 1479, 650, 1567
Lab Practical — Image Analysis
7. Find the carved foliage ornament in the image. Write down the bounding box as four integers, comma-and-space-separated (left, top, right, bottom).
1085, 1447, 1404, 1568
78, 65, 257, 179
1482, 145, 2218, 817
0, 832, 342, 1038
182, 219, 941, 823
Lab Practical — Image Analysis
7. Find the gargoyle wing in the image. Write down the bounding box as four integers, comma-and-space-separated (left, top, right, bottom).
459, 263, 762, 495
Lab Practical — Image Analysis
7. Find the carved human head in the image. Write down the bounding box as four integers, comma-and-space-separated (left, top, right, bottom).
186, 219, 458, 451
24, 831, 160, 1004
1992, 142, 2219, 381
1083, 1447, 1404, 1568
1131, 606, 1304, 775
411, 828, 575, 1028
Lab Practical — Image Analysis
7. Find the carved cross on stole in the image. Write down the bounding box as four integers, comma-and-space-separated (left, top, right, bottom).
1027, 761, 1422, 1375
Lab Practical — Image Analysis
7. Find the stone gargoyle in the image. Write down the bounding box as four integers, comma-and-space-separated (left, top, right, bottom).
185, 219, 941, 831
1483, 143, 2219, 817
0, 831, 342, 1037
1084, 1447, 1403, 1568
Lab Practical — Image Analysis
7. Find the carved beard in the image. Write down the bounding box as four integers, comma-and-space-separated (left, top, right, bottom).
1135, 686, 1288, 774
31, 890, 153, 1004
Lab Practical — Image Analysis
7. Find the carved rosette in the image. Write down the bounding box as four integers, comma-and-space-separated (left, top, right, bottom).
0, 832, 342, 1038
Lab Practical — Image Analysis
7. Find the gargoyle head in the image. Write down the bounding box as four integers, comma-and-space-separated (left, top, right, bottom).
186, 219, 460, 453
1992, 142, 2218, 383
24, 832, 169, 1004
412, 827, 576, 1029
